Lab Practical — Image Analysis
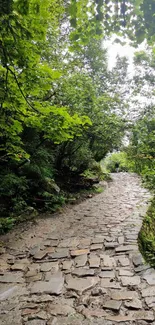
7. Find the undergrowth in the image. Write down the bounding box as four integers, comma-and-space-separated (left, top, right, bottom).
101, 151, 134, 173
0, 159, 108, 234
139, 198, 155, 267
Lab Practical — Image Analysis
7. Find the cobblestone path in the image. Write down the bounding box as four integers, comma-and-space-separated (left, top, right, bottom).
1, 173, 155, 325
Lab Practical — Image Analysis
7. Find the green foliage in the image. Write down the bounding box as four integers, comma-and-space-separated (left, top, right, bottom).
0, 217, 16, 234
68, 0, 155, 46
54, 66, 125, 167
103, 152, 134, 173
81, 162, 105, 181
0, 173, 28, 197
42, 192, 66, 212
139, 199, 155, 267
127, 108, 155, 267
127, 115, 155, 188
0, 0, 91, 162
0, 172, 28, 217
1, 0, 145, 233
94, 187, 104, 194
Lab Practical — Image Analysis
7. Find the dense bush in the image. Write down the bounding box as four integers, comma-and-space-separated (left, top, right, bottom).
127, 113, 155, 266
102, 152, 134, 173
139, 199, 155, 267
127, 117, 155, 184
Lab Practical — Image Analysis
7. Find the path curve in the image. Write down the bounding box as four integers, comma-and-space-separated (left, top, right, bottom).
1, 173, 155, 325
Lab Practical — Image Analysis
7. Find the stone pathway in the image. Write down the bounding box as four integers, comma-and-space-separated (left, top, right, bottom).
1, 173, 155, 325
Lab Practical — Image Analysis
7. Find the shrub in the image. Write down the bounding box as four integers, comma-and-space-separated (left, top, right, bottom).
139, 198, 155, 267
102, 151, 134, 173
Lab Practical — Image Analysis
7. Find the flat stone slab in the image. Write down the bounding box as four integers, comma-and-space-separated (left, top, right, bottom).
129, 310, 154, 321
29, 245, 40, 256
142, 269, 155, 285
89, 255, 100, 268
99, 270, 115, 278
91, 237, 105, 244
141, 286, 155, 297
125, 298, 142, 309
62, 260, 73, 270
30, 272, 64, 295
72, 268, 95, 277
50, 304, 75, 316
26, 273, 42, 282
118, 269, 134, 276
33, 250, 48, 260
0, 284, 27, 301
103, 299, 122, 311
78, 238, 91, 247
110, 289, 138, 300
104, 236, 115, 242
0, 260, 9, 273
132, 253, 144, 266
118, 236, 124, 244
101, 255, 116, 268
74, 254, 87, 267
48, 239, 59, 246
66, 276, 98, 294
10, 263, 28, 272
25, 267, 38, 278
43, 247, 55, 254
48, 249, 69, 259
25, 321, 46, 325
40, 262, 59, 272
121, 275, 140, 286
135, 264, 150, 273
145, 296, 155, 307
82, 308, 107, 318
59, 238, 79, 248
105, 315, 133, 322
105, 242, 118, 249
42, 240, 51, 246
25, 294, 54, 303
0, 273, 24, 283
116, 245, 137, 252
46, 233, 59, 240
90, 244, 103, 251
70, 249, 89, 257
101, 278, 121, 289
118, 256, 130, 266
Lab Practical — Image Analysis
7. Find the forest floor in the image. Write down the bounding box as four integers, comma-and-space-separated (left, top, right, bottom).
1, 173, 155, 325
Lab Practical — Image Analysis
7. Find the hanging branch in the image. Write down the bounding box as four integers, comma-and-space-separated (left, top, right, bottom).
6, 66, 40, 114
0, 40, 40, 114
0, 68, 8, 110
